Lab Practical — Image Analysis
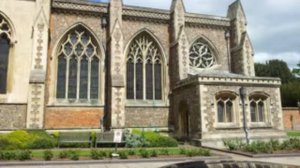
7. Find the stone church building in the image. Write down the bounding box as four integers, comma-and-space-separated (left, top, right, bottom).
0, 0, 286, 147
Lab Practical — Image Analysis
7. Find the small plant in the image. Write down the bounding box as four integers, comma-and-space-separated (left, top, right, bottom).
0, 151, 17, 160
150, 150, 158, 157
17, 150, 32, 161
223, 138, 244, 151
127, 149, 135, 155
43, 150, 54, 161
90, 149, 106, 160
118, 151, 128, 159
68, 150, 79, 160
160, 148, 169, 155
186, 149, 198, 157
139, 149, 149, 158
59, 150, 68, 159
179, 148, 187, 155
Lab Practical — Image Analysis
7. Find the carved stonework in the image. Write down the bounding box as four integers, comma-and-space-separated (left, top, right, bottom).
178, 28, 189, 79
35, 23, 45, 70
27, 84, 45, 129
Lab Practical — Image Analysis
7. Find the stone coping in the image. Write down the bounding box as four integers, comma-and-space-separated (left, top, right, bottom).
283, 107, 299, 110
202, 146, 300, 158
52, 0, 230, 27
174, 75, 281, 90
0, 156, 231, 167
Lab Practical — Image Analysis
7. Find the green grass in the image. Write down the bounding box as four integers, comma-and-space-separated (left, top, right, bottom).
287, 131, 300, 137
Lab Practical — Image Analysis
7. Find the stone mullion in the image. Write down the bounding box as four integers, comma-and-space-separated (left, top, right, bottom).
133, 58, 136, 100
152, 58, 155, 101
143, 54, 146, 100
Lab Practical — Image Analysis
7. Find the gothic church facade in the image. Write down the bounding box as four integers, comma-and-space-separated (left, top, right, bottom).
0, 0, 286, 147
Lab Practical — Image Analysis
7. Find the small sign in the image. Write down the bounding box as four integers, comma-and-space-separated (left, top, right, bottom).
113, 129, 123, 143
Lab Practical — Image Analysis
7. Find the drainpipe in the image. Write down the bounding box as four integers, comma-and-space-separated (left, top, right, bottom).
240, 87, 249, 144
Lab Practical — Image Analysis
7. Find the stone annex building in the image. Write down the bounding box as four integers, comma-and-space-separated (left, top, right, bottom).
0, 0, 287, 147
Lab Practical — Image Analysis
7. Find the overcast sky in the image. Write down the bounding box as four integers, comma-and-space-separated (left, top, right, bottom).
99, 0, 300, 68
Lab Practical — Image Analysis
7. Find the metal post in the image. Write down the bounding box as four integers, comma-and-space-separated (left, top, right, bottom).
240, 87, 249, 144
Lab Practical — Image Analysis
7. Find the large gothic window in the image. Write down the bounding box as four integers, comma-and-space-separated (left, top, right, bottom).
216, 92, 236, 123
189, 38, 216, 69
0, 15, 11, 94
249, 94, 268, 122
126, 32, 163, 100
56, 26, 101, 101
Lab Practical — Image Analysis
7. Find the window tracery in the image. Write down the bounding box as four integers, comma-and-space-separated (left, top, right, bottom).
126, 33, 162, 100
216, 92, 236, 123
56, 26, 100, 101
249, 96, 267, 122
189, 39, 216, 69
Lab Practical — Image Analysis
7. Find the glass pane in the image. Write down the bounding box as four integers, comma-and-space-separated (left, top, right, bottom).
258, 102, 264, 122
56, 55, 66, 98
154, 63, 162, 100
0, 37, 10, 94
86, 44, 94, 57
81, 33, 89, 45
64, 43, 72, 56
136, 62, 143, 99
146, 62, 153, 100
90, 57, 99, 99
75, 44, 83, 56
126, 62, 134, 99
79, 56, 88, 99
68, 56, 77, 99
250, 102, 257, 122
217, 101, 224, 122
70, 33, 78, 44
226, 101, 233, 122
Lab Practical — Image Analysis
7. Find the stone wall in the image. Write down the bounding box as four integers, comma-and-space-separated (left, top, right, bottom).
125, 107, 168, 128
283, 107, 300, 130
45, 107, 104, 129
0, 104, 27, 130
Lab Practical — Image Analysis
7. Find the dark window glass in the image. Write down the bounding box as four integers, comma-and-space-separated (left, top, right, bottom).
217, 101, 224, 122
79, 56, 88, 99
0, 36, 9, 94
68, 56, 77, 99
146, 62, 153, 100
226, 101, 233, 122
56, 55, 66, 98
90, 57, 99, 99
136, 62, 143, 99
250, 102, 257, 122
154, 63, 162, 100
258, 101, 264, 122
126, 62, 134, 99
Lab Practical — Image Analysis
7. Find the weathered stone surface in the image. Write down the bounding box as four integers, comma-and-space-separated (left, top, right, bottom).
0, 105, 27, 129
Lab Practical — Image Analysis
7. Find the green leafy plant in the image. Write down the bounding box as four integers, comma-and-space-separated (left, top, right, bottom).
118, 151, 128, 159
17, 150, 32, 161
139, 149, 149, 158
59, 150, 68, 159
159, 148, 169, 155
127, 149, 135, 155
90, 149, 106, 160
179, 148, 187, 155
150, 150, 158, 157
68, 150, 79, 160
43, 150, 54, 161
0, 151, 17, 160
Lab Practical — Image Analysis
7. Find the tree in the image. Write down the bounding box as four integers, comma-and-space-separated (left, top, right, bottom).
292, 62, 300, 77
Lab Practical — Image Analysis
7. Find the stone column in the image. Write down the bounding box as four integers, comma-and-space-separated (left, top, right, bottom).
26, 0, 50, 129
228, 0, 255, 76
108, 0, 125, 128
170, 0, 189, 85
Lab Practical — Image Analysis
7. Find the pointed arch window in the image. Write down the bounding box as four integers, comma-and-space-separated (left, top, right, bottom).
126, 32, 163, 100
189, 38, 216, 69
249, 94, 268, 122
0, 15, 12, 94
216, 92, 236, 123
56, 26, 101, 101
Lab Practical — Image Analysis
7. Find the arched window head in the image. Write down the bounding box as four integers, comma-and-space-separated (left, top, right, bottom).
0, 15, 12, 94
56, 25, 101, 102
126, 32, 163, 101
216, 92, 236, 123
249, 93, 268, 122
189, 38, 216, 69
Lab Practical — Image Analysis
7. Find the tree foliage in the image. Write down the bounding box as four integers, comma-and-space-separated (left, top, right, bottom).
255, 59, 300, 107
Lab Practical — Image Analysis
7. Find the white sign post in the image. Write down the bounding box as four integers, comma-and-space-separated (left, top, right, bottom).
113, 129, 123, 154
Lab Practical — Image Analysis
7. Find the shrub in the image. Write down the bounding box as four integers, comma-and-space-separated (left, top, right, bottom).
6, 130, 31, 149
124, 132, 149, 148
0, 151, 17, 160
26, 131, 57, 149
118, 151, 128, 159
140, 131, 178, 147
159, 148, 169, 155
90, 149, 106, 160
68, 150, 79, 160
150, 150, 157, 157
139, 149, 149, 158
127, 149, 135, 155
17, 150, 32, 161
223, 138, 244, 151
179, 148, 187, 155
43, 150, 54, 161
59, 150, 68, 159
0, 135, 10, 150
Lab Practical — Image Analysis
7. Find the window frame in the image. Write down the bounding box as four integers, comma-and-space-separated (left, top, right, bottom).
248, 93, 271, 127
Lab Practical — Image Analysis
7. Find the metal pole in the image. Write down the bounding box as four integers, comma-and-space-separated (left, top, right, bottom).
240, 87, 249, 144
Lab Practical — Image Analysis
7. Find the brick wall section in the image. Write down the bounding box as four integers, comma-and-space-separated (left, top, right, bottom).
283, 107, 300, 130
45, 107, 104, 129
125, 107, 169, 128
0, 104, 27, 129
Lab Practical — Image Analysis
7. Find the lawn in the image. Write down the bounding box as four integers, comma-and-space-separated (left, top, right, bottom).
287, 131, 300, 137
